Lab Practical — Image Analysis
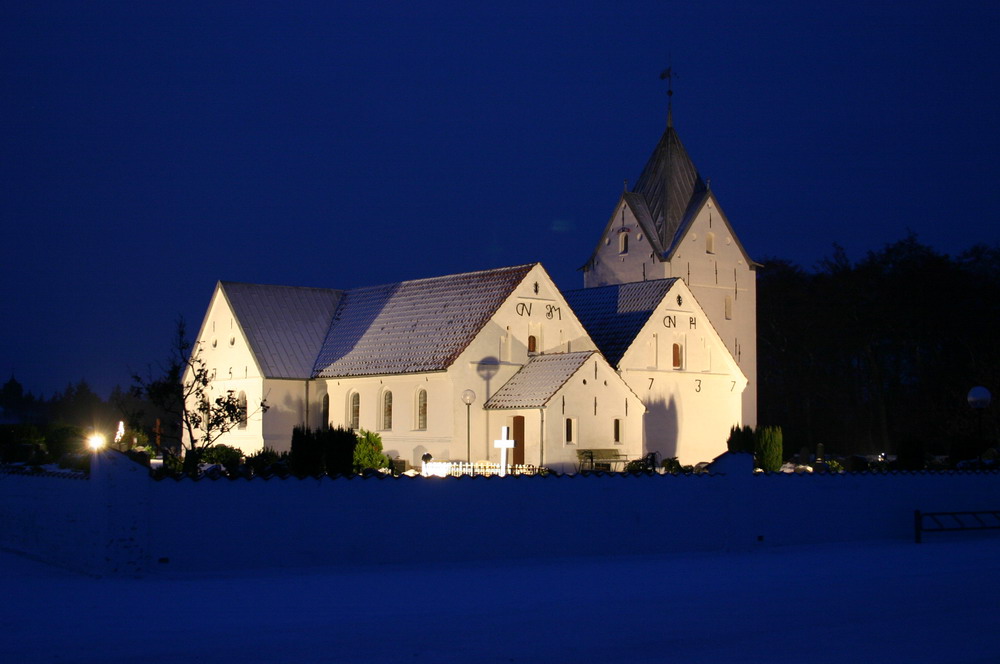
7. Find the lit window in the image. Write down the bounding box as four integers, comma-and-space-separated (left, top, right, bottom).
416, 389, 427, 430
237, 391, 248, 429
349, 392, 360, 430
382, 391, 393, 430
672, 343, 683, 369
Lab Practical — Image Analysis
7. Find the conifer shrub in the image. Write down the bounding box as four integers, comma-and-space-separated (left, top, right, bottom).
290, 426, 324, 475
320, 426, 356, 476
244, 447, 286, 475
755, 426, 784, 472
727, 425, 755, 454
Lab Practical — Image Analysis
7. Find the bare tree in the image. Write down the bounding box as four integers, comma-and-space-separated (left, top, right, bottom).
133, 319, 267, 464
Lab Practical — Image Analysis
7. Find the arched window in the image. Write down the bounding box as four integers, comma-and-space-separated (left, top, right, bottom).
672, 343, 683, 369
348, 392, 360, 430
237, 391, 248, 429
415, 389, 427, 430
321, 393, 330, 429
382, 391, 393, 430
527, 335, 537, 353
619, 232, 629, 254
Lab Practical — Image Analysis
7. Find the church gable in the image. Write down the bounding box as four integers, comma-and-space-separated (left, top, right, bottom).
191, 284, 263, 381
663, 191, 754, 269
619, 279, 744, 383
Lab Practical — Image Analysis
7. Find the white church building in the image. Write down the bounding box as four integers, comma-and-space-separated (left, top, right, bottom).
186, 101, 756, 472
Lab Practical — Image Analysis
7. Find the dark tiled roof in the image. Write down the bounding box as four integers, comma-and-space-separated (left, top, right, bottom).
631, 126, 707, 255
313, 264, 535, 378
563, 279, 678, 366
484, 351, 597, 409
221, 282, 344, 379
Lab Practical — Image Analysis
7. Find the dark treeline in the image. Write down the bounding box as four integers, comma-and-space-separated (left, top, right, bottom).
0, 378, 159, 461
758, 235, 1000, 462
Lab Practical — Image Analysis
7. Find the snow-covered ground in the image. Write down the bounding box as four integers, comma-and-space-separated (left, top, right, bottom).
2, 537, 999, 663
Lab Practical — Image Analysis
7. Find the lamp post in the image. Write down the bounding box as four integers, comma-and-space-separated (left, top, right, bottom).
461, 389, 476, 463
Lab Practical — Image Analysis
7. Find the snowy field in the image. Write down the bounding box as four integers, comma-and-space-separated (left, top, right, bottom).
3, 538, 999, 664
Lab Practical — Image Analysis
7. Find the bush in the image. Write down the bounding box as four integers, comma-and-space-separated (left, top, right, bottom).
321, 427, 357, 476
245, 447, 286, 475
200, 444, 243, 473
727, 425, 755, 454
755, 426, 784, 472
291, 426, 324, 475
46, 426, 84, 459
354, 429, 391, 472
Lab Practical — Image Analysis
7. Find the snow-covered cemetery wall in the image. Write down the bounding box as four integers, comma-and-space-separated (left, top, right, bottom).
3, 451, 1000, 576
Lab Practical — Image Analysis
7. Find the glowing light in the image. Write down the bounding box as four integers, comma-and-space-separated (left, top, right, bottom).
114, 421, 125, 444
87, 434, 106, 451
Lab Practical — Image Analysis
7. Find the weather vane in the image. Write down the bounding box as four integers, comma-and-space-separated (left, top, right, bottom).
659, 64, 676, 127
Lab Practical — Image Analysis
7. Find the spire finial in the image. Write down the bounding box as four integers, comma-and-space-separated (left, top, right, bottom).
659, 64, 675, 128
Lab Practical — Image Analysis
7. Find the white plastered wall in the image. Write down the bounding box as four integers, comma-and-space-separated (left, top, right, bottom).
186, 285, 269, 455
666, 196, 757, 427
583, 198, 660, 288
617, 279, 746, 465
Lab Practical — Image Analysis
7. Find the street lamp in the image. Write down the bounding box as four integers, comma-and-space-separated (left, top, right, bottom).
87, 433, 106, 452
461, 389, 476, 463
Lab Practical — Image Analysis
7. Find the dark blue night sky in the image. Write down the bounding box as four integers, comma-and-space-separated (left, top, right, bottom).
3, 1, 998, 397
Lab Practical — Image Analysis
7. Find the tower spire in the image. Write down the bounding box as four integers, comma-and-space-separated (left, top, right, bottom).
659, 66, 675, 128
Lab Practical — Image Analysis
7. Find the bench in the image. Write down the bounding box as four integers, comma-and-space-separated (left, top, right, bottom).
577, 449, 628, 472
914, 510, 1000, 543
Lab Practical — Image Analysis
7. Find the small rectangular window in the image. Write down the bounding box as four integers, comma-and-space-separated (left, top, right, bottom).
613, 419, 621, 444
725, 295, 733, 320
565, 418, 576, 444
672, 343, 683, 369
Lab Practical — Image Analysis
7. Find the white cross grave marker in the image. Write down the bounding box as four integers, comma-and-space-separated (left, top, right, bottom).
494, 426, 516, 477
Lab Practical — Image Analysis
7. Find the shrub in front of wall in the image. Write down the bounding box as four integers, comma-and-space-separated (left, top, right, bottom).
290, 426, 324, 475
353, 429, 391, 473
200, 444, 243, 473
245, 447, 285, 476
755, 426, 784, 472
727, 425, 755, 454
320, 426, 356, 476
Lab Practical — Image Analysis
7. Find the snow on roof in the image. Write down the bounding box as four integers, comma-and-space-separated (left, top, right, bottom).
314, 264, 535, 378
484, 351, 597, 409
562, 279, 678, 366
221, 282, 344, 379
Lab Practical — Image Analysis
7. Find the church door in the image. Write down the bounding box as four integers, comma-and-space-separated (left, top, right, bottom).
512, 416, 525, 466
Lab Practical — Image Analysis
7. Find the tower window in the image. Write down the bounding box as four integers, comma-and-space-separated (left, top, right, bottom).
619, 233, 629, 254
565, 418, 577, 444
706, 232, 715, 254
672, 343, 683, 369
527, 335, 537, 353
613, 418, 621, 444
